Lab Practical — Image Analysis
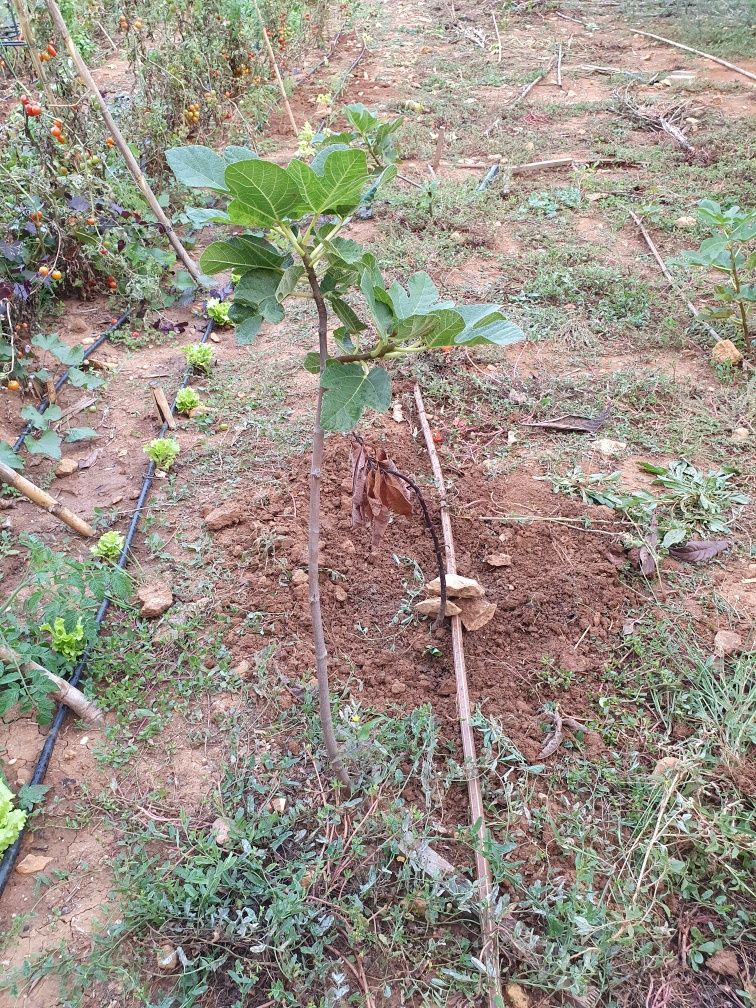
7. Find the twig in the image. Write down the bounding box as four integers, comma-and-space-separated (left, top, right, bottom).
554, 10, 592, 28
0, 461, 95, 537
43, 0, 203, 284
628, 29, 756, 83
413, 384, 502, 1008
151, 385, 176, 430
629, 210, 721, 344
556, 41, 563, 89
507, 56, 555, 105
491, 11, 502, 64
252, 0, 298, 135
0, 644, 104, 722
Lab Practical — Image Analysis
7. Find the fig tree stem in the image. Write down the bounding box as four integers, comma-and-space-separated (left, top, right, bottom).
303, 259, 352, 789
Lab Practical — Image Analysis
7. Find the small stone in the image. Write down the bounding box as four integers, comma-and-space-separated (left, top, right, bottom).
457, 597, 497, 631
136, 581, 173, 619
485, 552, 511, 568
706, 949, 739, 979
593, 437, 627, 457
55, 458, 78, 477
204, 500, 241, 531
333, 585, 347, 603
652, 756, 682, 777
211, 817, 231, 846
157, 946, 178, 972
231, 660, 251, 678
674, 215, 697, 229
291, 569, 308, 586
713, 629, 742, 657
389, 679, 406, 695
414, 598, 462, 617
426, 574, 485, 598
188, 406, 210, 418
732, 427, 750, 443
270, 797, 286, 814
711, 339, 743, 367
16, 854, 52, 875
505, 983, 531, 1008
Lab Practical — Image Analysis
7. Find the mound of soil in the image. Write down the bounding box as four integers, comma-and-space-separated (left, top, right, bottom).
214, 406, 632, 763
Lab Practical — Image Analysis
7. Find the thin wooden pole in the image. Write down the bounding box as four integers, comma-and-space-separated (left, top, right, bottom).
0, 461, 95, 537
413, 383, 502, 1008
42, 0, 203, 284
629, 29, 756, 83
12, 0, 55, 103
252, 0, 299, 135
0, 644, 104, 722
629, 211, 721, 344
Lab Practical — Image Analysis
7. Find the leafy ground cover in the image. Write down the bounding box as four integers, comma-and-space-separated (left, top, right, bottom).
1, 1, 755, 1007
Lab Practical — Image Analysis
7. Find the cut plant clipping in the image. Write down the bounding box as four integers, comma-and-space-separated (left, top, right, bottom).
1, 5, 754, 1008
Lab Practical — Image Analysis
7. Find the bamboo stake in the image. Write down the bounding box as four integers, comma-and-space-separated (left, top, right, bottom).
628, 29, 756, 83
413, 384, 502, 1008
12, 0, 54, 103
252, 0, 299, 135
0, 645, 104, 722
629, 211, 721, 344
491, 11, 502, 65
0, 462, 95, 537
42, 0, 203, 284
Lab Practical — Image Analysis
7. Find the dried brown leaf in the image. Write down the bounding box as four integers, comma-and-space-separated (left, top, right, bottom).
350, 442, 414, 549
669, 539, 731, 563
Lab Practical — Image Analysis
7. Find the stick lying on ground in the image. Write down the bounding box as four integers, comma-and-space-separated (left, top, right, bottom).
628, 29, 756, 84
0, 644, 104, 722
0, 461, 95, 537
413, 383, 502, 1008
629, 211, 721, 344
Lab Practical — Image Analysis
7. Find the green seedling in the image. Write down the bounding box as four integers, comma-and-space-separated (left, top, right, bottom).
182, 343, 213, 373
205, 298, 232, 326
0, 780, 26, 855
39, 616, 86, 662
175, 388, 202, 415
682, 199, 756, 349
144, 437, 180, 471
90, 531, 126, 562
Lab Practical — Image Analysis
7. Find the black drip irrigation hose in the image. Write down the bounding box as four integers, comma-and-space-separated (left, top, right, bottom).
0, 318, 215, 899
477, 164, 500, 192
12, 310, 130, 454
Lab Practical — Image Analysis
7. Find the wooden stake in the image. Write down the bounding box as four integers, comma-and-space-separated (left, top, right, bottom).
491, 11, 502, 65
151, 386, 176, 430
413, 384, 502, 1008
0, 461, 95, 537
12, 0, 54, 103
629, 29, 756, 84
42, 0, 203, 285
0, 645, 104, 722
629, 211, 720, 344
252, 0, 299, 135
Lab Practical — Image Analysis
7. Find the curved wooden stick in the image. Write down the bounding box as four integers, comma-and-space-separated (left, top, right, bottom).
0, 461, 95, 537
0, 644, 104, 722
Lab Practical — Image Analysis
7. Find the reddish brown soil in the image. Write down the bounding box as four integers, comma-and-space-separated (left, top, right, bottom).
215, 395, 630, 763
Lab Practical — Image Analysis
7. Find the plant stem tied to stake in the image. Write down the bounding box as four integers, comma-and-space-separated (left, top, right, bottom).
43, 0, 203, 284
304, 261, 351, 789
413, 383, 502, 1008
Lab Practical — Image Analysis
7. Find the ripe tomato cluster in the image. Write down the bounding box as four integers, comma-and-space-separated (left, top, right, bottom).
118, 14, 143, 31
20, 95, 42, 116
39, 41, 57, 62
